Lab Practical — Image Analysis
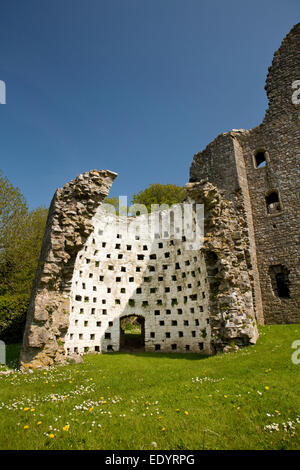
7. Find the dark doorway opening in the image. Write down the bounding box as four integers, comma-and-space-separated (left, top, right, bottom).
275, 273, 290, 298
254, 151, 267, 168
269, 265, 290, 298
265, 191, 282, 214
120, 315, 145, 352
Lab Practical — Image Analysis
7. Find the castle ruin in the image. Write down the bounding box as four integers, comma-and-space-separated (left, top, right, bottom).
20, 23, 299, 368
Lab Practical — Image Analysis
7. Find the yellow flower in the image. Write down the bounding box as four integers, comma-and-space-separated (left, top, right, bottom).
63, 425, 70, 432
265, 386, 270, 391
49, 433, 55, 439
37, 421, 42, 425
89, 407, 93, 412
161, 427, 166, 431
275, 410, 279, 414
224, 395, 228, 398
158, 416, 162, 419
23, 407, 29, 411
100, 397, 104, 400
23, 425, 29, 430
184, 411, 189, 415
89, 378, 93, 381
30, 408, 35, 412
176, 409, 180, 412
69, 381, 73, 384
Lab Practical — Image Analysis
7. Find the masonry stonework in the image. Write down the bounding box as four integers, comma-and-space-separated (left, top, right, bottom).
20, 23, 299, 368
65, 206, 211, 355
190, 23, 300, 325
20, 170, 117, 368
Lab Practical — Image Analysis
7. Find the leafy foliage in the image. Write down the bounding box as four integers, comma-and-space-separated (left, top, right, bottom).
132, 183, 186, 212
103, 197, 119, 210
103, 196, 129, 216
0, 172, 48, 342
0, 172, 48, 295
104, 184, 186, 216
0, 294, 29, 343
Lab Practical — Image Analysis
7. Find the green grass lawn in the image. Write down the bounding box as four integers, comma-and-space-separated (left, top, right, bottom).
0, 324, 299, 450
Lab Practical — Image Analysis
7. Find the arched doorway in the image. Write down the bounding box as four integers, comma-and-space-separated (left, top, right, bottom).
120, 315, 145, 352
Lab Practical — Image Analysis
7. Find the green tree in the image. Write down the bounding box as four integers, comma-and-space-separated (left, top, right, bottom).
8, 206, 48, 295
0, 171, 28, 248
131, 183, 186, 213
103, 196, 119, 210
0, 172, 48, 295
103, 196, 128, 216
0, 172, 28, 295
0, 172, 48, 342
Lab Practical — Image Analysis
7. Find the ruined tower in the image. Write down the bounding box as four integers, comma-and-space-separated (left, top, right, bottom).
190, 23, 300, 324
20, 23, 299, 369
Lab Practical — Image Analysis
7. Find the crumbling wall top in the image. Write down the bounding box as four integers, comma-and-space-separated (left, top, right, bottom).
20, 169, 117, 369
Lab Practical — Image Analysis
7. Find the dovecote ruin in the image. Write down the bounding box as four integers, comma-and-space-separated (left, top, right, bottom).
20, 23, 299, 368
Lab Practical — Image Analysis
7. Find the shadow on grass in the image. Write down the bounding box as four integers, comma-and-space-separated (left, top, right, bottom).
102, 351, 210, 361
4, 342, 210, 370
121, 332, 144, 350
5, 343, 21, 369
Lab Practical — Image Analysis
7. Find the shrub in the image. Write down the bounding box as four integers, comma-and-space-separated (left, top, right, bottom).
0, 294, 29, 343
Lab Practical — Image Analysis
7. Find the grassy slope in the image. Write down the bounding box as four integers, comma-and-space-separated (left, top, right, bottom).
0, 324, 299, 450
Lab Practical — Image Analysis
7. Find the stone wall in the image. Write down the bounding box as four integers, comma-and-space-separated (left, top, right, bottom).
190, 23, 300, 324
65, 205, 211, 354
20, 174, 258, 367
20, 23, 300, 367
185, 181, 258, 352
64, 182, 258, 357
190, 132, 264, 325
20, 170, 117, 369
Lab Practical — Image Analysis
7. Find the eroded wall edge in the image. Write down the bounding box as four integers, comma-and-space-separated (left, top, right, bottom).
20, 170, 117, 369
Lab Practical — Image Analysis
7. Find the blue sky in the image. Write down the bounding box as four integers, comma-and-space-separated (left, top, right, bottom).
0, 0, 299, 209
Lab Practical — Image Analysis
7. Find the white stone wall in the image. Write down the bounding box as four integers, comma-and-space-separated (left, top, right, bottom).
65, 205, 211, 355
